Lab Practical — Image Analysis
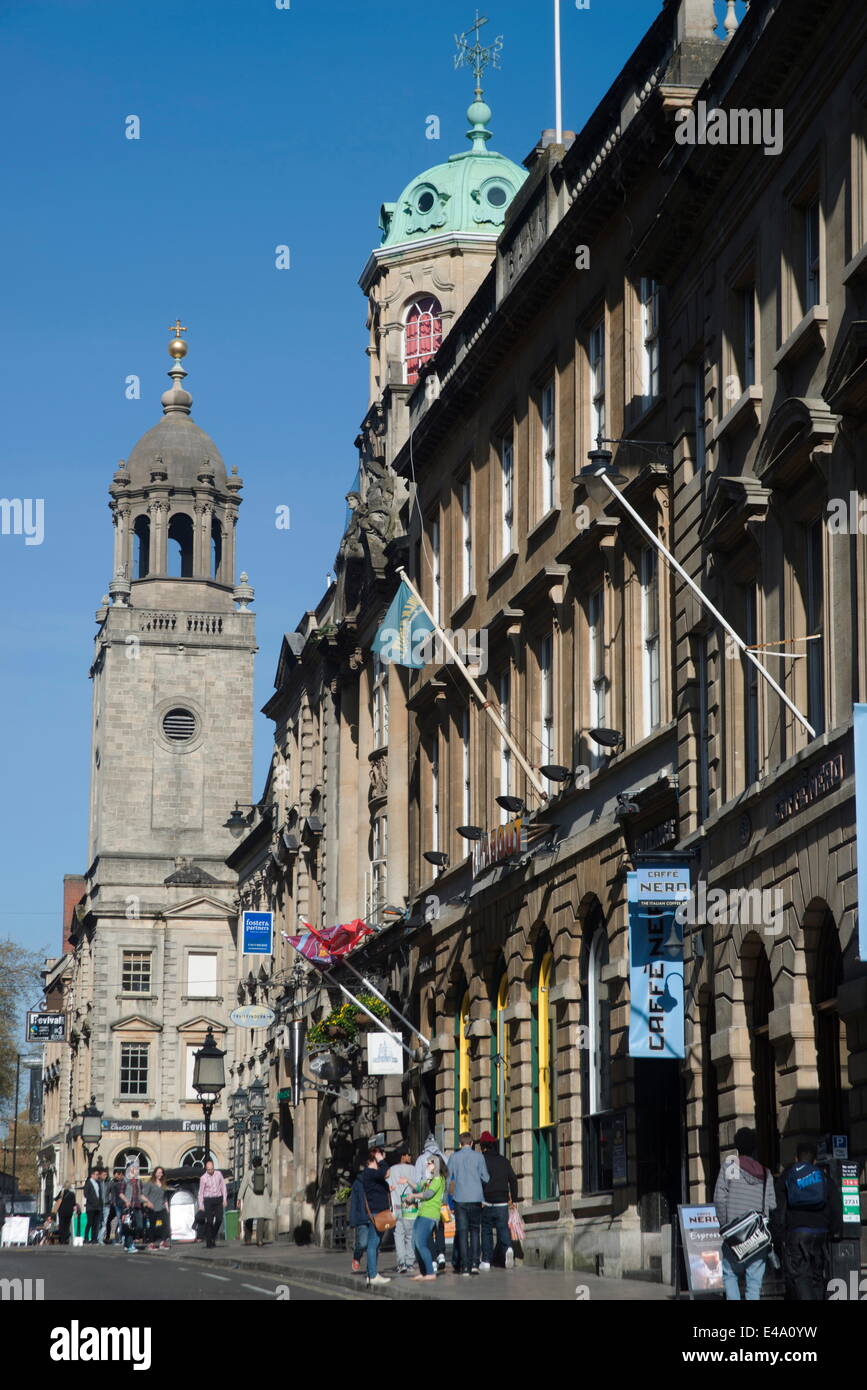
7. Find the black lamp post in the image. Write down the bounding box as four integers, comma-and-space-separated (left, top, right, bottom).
192, 1028, 226, 1165
80, 1095, 104, 1176
247, 1076, 267, 1157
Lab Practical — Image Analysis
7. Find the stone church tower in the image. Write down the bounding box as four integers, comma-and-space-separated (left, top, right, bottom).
68, 329, 257, 1178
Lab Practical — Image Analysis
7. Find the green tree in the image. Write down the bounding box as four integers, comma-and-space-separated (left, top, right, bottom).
0, 938, 43, 1115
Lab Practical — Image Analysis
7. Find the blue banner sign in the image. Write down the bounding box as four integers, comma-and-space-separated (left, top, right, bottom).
628, 867, 690, 1059
855, 705, 867, 962
242, 910, 274, 956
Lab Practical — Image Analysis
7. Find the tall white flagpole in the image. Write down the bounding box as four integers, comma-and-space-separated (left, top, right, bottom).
554, 0, 563, 144
396, 567, 548, 802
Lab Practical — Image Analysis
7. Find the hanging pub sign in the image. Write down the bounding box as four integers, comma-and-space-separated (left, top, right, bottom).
855, 705, 867, 961
229, 1005, 276, 1029
471, 816, 526, 877
366, 1030, 403, 1075
627, 866, 690, 1059
26, 1011, 66, 1042
242, 910, 274, 956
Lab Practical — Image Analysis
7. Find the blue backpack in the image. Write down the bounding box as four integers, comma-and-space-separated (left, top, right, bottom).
785, 1162, 826, 1211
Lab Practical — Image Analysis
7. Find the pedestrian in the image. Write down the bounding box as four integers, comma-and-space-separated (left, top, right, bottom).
349, 1169, 368, 1274
197, 1158, 227, 1249
143, 1166, 170, 1250
414, 1132, 448, 1271
386, 1145, 417, 1274
238, 1155, 272, 1247
97, 1166, 111, 1244
83, 1167, 104, 1244
53, 1182, 77, 1245
713, 1126, 776, 1300
478, 1131, 518, 1270
105, 1166, 125, 1245
360, 1142, 394, 1288
119, 1161, 147, 1253
447, 1131, 490, 1276
403, 1154, 447, 1282
773, 1142, 842, 1299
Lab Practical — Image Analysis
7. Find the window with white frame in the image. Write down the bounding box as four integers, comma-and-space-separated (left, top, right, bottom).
500, 434, 514, 558
429, 515, 441, 624
640, 278, 660, 403
641, 547, 661, 734
371, 814, 388, 914
430, 732, 440, 852
120, 1042, 149, 1096
371, 652, 389, 748
187, 952, 218, 998
460, 478, 472, 595
539, 633, 555, 766
498, 667, 512, 818
540, 378, 556, 513
461, 708, 471, 825
588, 587, 606, 765
121, 950, 152, 994
806, 518, 825, 737
184, 1044, 199, 1100
589, 318, 606, 446
805, 198, 821, 311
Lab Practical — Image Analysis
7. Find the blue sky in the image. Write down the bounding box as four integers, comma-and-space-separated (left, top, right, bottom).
0, 0, 693, 962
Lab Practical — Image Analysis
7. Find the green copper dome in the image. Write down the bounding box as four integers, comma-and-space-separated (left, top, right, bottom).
379, 101, 527, 249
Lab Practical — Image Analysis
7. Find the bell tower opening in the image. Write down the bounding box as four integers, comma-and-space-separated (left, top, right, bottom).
168, 513, 194, 577
133, 515, 150, 579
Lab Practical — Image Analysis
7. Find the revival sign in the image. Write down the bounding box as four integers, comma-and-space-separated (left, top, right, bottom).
627, 867, 689, 1059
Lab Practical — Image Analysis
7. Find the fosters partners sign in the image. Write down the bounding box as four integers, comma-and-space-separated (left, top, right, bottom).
627, 867, 689, 1059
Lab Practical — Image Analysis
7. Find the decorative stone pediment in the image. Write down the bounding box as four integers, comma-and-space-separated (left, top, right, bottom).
111, 1013, 163, 1033
176, 1015, 227, 1036
698, 474, 770, 553
754, 397, 838, 490
163, 893, 234, 920
164, 858, 220, 887
823, 320, 867, 417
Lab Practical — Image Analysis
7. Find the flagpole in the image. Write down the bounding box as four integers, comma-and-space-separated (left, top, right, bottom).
554, 0, 563, 144
282, 934, 416, 1060
396, 567, 548, 802
339, 956, 431, 1049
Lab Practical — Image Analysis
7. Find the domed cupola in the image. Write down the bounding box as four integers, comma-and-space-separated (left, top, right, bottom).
107, 326, 245, 606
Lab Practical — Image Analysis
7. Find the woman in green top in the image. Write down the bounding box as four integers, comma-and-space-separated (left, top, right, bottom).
403, 1156, 446, 1280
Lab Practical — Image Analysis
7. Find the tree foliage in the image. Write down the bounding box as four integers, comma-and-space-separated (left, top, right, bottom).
0, 938, 43, 1115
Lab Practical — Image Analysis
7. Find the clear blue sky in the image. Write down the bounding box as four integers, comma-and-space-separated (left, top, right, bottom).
0, 0, 696, 963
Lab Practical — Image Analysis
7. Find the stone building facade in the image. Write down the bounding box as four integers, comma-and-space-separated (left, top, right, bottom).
39, 334, 256, 1188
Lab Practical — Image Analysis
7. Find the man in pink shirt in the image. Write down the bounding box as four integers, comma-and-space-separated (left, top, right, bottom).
198, 1159, 228, 1249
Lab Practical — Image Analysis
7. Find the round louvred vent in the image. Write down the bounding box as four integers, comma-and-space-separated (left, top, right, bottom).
162, 707, 197, 742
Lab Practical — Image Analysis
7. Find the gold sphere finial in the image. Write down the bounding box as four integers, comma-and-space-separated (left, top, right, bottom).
168, 319, 188, 360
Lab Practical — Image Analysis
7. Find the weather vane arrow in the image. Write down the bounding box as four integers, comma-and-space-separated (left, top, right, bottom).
454, 9, 503, 97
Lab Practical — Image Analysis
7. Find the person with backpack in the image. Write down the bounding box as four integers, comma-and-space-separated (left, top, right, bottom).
479, 1131, 519, 1270
238, 1156, 273, 1246
773, 1142, 842, 1299
386, 1145, 418, 1274
713, 1127, 776, 1300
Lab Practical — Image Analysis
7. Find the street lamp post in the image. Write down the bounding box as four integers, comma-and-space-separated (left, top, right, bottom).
247, 1077, 267, 1162
80, 1095, 104, 1177
192, 1028, 226, 1165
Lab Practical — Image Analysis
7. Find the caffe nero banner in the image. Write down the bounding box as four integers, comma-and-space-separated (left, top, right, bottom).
627, 866, 689, 1059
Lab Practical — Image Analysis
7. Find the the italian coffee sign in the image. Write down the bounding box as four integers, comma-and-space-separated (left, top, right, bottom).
627, 867, 689, 1059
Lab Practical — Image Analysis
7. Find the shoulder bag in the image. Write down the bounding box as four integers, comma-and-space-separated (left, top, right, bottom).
364, 1193, 396, 1234
720, 1170, 773, 1272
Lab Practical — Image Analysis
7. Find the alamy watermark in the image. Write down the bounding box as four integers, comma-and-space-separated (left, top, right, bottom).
0, 498, 44, 545
675, 882, 784, 935
675, 101, 783, 158
376, 626, 489, 675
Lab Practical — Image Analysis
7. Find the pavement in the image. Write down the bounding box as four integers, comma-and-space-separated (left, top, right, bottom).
155, 1239, 675, 1300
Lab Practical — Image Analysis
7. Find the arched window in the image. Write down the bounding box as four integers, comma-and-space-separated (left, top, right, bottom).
133, 515, 150, 579
455, 988, 471, 1145
211, 517, 222, 580
179, 1146, 206, 1172
404, 296, 443, 385
747, 944, 779, 1172
532, 938, 559, 1201
113, 1147, 151, 1175
810, 910, 848, 1137
582, 905, 612, 1192
168, 513, 194, 578
490, 967, 510, 1158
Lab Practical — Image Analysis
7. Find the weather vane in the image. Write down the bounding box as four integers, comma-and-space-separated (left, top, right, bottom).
454, 10, 503, 98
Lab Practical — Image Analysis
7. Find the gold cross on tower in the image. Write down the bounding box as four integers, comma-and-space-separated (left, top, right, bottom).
169, 319, 187, 338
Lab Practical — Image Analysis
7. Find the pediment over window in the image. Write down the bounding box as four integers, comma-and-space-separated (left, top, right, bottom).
176, 1015, 227, 1036
163, 894, 234, 920
698, 474, 770, 553
823, 320, 867, 417
111, 1014, 163, 1033
754, 397, 838, 490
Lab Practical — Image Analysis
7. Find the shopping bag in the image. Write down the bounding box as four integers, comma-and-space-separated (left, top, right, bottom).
508, 1206, 525, 1242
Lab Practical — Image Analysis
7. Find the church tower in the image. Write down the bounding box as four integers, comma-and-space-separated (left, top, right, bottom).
74, 327, 257, 1177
